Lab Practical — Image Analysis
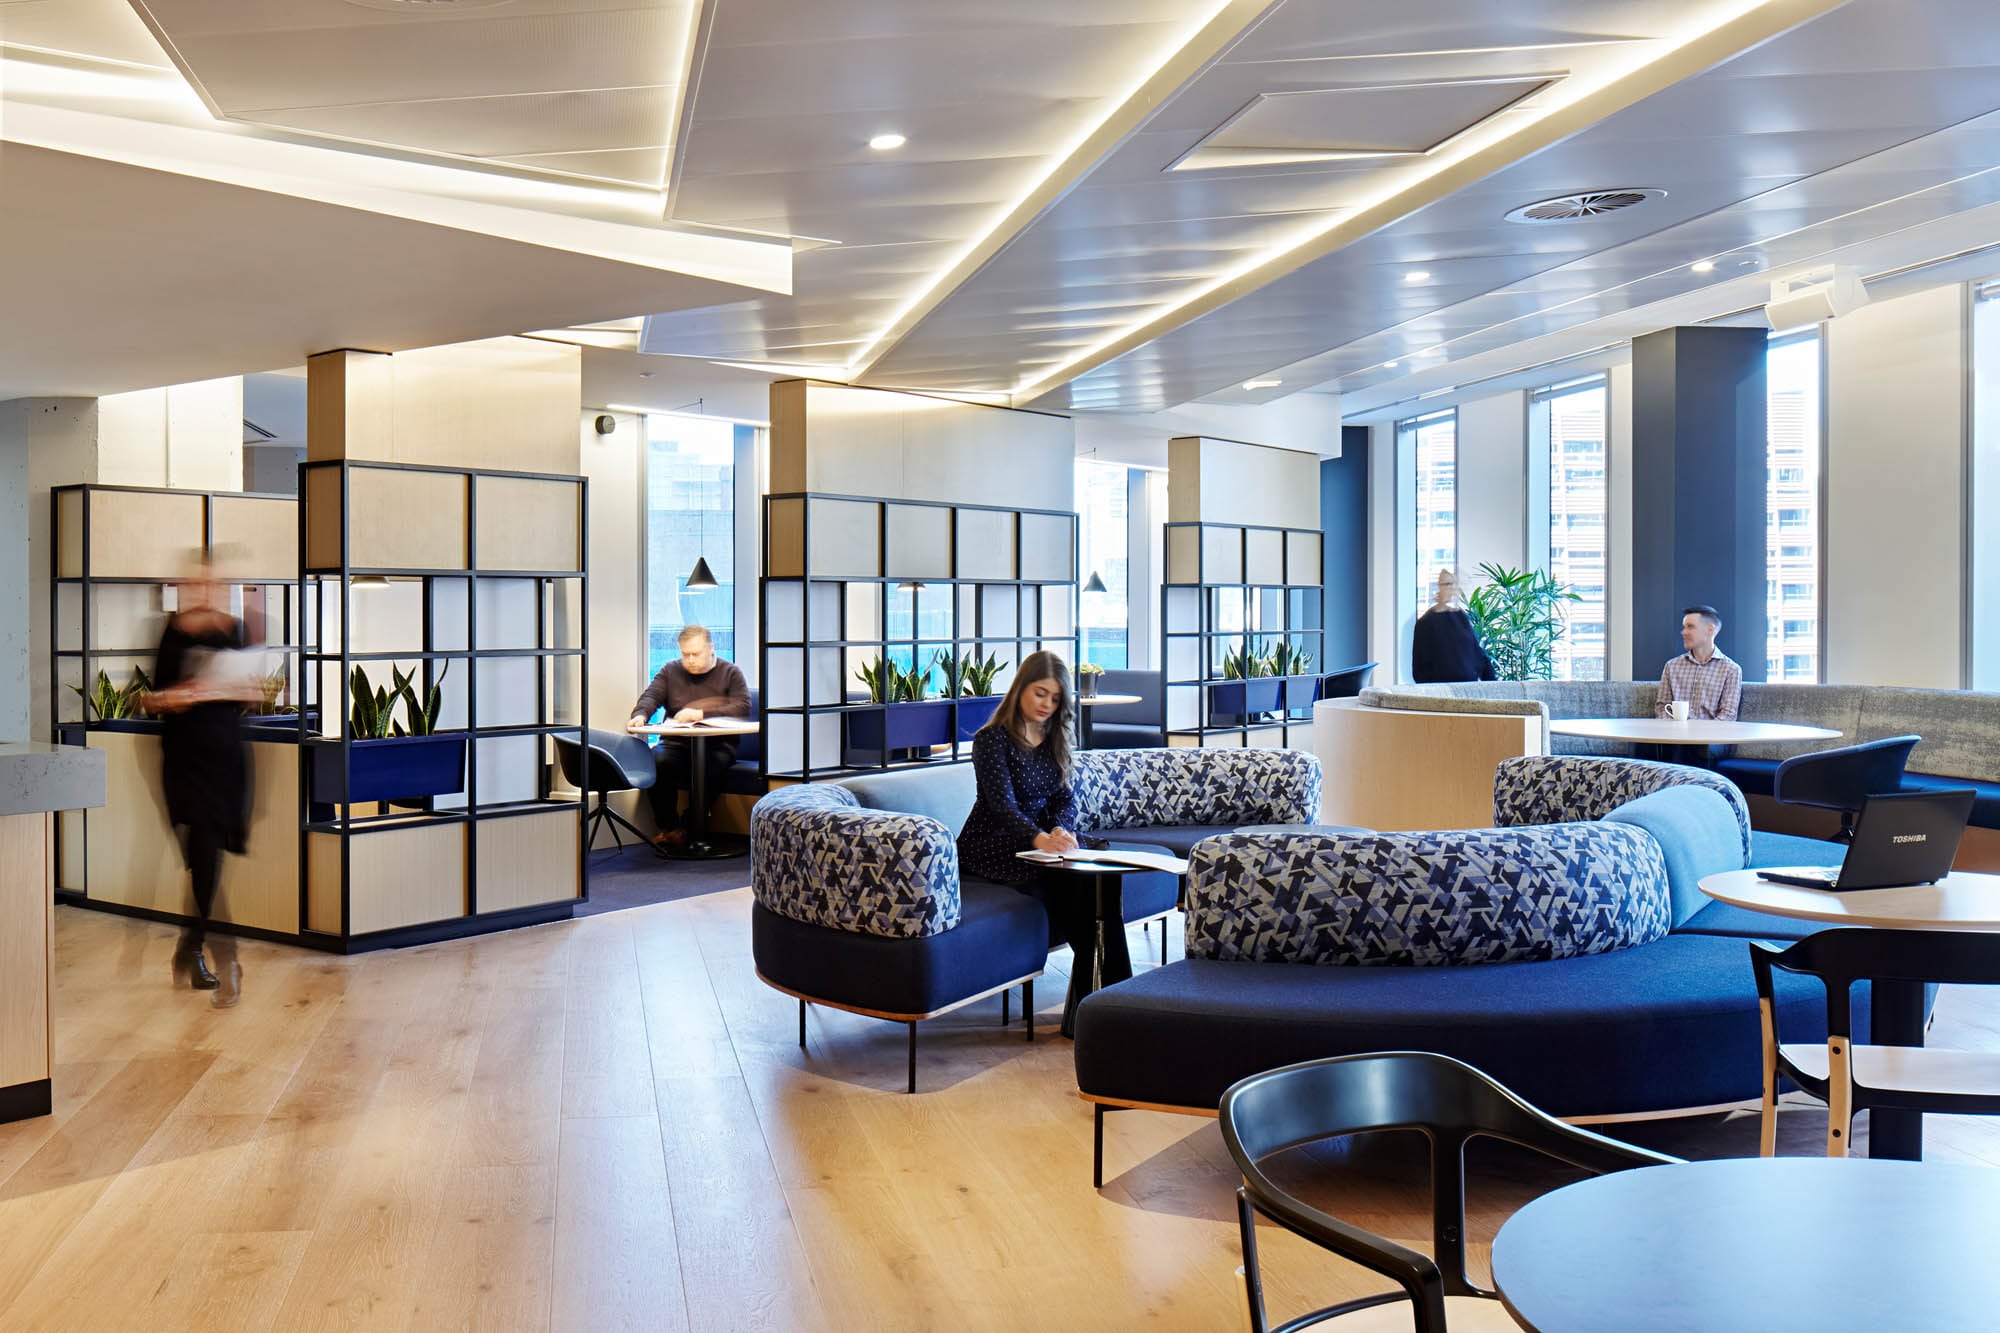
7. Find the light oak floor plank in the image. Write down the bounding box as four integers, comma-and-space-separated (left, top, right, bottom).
4, 896, 1998, 1331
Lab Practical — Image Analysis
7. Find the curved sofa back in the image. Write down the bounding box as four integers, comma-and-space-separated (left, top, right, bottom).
1494, 754, 1753, 862
1073, 746, 1321, 830
1184, 823, 1671, 966
750, 783, 960, 939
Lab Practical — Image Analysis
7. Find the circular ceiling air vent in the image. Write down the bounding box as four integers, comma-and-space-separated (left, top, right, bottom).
1503, 189, 1665, 224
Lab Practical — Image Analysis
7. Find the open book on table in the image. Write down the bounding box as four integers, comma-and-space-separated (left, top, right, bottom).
1015, 846, 1188, 876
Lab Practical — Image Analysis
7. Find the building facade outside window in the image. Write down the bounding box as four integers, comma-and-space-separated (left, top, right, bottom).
645, 414, 736, 677
1401, 409, 1457, 613
1535, 377, 1608, 680
1075, 458, 1130, 668
1766, 332, 1822, 681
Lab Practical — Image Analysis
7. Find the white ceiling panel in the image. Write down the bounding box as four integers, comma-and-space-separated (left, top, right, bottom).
1177, 77, 1556, 169
253, 86, 675, 163
490, 145, 671, 185
0, 0, 172, 66
1233, 0, 1674, 60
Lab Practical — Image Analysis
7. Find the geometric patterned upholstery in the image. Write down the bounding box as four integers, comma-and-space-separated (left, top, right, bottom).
1493, 755, 1753, 862
1073, 747, 1321, 832
1183, 822, 1672, 967
749, 782, 960, 939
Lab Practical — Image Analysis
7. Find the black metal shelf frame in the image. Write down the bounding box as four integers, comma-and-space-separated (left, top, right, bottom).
295, 459, 590, 941
758, 491, 1080, 781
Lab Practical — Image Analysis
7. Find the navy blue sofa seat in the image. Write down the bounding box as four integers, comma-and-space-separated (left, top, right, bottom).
1075, 936, 1867, 1120
1084, 669, 1165, 749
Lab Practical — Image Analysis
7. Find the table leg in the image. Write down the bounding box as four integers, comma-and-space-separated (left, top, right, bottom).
1060, 872, 1131, 1039
658, 735, 743, 861
1869, 978, 1929, 1160
1079, 705, 1095, 750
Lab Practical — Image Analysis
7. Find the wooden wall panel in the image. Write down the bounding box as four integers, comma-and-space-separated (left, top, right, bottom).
216, 745, 300, 935
474, 810, 580, 913
87, 491, 205, 578
1314, 699, 1544, 832
303, 466, 343, 572
209, 496, 298, 582
476, 476, 581, 573
347, 468, 468, 571
306, 832, 342, 935
0, 813, 52, 1089
56, 489, 84, 579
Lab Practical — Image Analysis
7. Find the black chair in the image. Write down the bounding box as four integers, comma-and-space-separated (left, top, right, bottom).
554, 728, 658, 852
1773, 734, 1920, 841
1316, 662, 1379, 701
1220, 1052, 1678, 1333
1750, 929, 2000, 1158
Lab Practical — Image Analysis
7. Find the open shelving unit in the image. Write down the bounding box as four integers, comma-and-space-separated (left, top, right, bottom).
50, 483, 304, 933
758, 492, 1078, 780
1162, 519, 1324, 748
298, 459, 588, 946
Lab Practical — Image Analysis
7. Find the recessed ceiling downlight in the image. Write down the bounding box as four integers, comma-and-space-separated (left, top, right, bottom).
1503, 189, 1665, 224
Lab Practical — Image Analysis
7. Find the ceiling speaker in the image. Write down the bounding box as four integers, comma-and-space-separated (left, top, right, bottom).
1765, 267, 1869, 332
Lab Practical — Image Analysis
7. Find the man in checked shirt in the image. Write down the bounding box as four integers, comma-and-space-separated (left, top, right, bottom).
1656, 604, 1742, 721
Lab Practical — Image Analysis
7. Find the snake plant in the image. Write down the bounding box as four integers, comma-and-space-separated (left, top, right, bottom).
72, 666, 153, 721
349, 660, 450, 738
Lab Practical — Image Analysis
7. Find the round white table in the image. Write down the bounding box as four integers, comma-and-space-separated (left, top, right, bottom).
1699, 866, 2000, 1159
630, 717, 760, 858
1076, 692, 1143, 749
1549, 717, 1841, 744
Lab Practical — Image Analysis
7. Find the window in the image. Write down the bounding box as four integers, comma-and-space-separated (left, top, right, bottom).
1536, 376, 1609, 680
646, 414, 736, 677
1767, 333, 1821, 681
1401, 410, 1457, 613
1076, 459, 1130, 667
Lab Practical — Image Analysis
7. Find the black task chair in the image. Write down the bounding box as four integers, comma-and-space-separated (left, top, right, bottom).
1220, 1052, 1679, 1333
1317, 662, 1379, 701
1773, 734, 1921, 841
554, 728, 658, 852
1751, 929, 2000, 1158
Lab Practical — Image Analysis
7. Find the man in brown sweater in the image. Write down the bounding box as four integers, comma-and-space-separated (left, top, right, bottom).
627, 625, 752, 848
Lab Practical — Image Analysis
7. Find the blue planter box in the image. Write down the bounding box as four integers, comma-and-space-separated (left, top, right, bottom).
1208, 678, 1282, 718
955, 695, 1002, 741
1281, 674, 1321, 711
311, 733, 467, 805
846, 701, 955, 754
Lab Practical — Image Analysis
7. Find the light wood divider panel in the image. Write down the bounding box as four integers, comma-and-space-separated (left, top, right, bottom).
56, 489, 84, 579
350, 468, 469, 571
0, 813, 52, 1090
475, 476, 581, 573
474, 810, 580, 913
337, 822, 466, 936
83, 732, 300, 931
1314, 698, 1545, 831
209, 495, 298, 582
87, 490, 206, 578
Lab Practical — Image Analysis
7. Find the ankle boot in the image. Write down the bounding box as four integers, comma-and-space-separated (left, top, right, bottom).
209, 938, 241, 1009
172, 931, 218, 990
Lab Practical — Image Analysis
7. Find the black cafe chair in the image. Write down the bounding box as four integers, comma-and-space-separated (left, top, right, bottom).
1750, 929, 2000, 1158
1317, 662, 1379, 701
554, 728, 658, 852
1220, 1052, 1678, 1333
1773, 735, 1921, 842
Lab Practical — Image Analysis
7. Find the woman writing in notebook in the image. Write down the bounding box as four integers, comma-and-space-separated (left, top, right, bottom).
956, 652, 1100, 980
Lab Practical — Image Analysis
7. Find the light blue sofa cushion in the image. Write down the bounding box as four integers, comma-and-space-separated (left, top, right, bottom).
836, 763, 981, 836
1600, 786, 1746, 928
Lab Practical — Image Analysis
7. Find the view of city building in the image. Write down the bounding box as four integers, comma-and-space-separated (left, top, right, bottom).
1541, 378, 1609, 680
645, 414, 737, 676
1404, 410, 1458, 615
1766, 333, 1821, 682
1076, 459, 1131, 668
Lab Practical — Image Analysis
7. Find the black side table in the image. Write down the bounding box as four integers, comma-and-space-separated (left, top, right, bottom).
1021, 842, 1185, 1037
633, 719, 758, 860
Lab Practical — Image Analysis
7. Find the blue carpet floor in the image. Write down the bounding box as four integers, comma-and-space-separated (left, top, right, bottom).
577, 838, 752, 916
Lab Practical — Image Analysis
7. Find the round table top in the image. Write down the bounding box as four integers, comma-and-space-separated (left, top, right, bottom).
630, 717, 760, 737
1078, 693, 1143, 706
1493, 1157, 2000, 1333
1698, 867, 2000, 931
1548, 717, 1842, 743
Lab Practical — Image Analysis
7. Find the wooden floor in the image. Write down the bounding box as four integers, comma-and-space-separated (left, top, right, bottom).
4, 895, 1999, 1332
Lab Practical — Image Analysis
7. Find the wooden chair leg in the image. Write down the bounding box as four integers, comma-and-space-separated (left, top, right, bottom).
1758, 998, 1779, 1157
1826, 1040, 1852, 1158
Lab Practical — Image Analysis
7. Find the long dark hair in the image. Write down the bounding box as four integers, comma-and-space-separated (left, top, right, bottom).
984, 651, 1075, 780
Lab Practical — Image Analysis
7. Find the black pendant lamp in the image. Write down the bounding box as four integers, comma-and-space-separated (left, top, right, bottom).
684, 556, 718, 590
1082, 571, 1108, 594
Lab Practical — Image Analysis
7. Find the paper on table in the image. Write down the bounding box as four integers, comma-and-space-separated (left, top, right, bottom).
1015, 847, 1189, 875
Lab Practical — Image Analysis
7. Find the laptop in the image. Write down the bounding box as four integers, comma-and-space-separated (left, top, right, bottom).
1756, 788, 1976, 891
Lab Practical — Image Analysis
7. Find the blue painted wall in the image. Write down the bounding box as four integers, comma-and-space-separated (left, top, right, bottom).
1321, 426, 1370, 670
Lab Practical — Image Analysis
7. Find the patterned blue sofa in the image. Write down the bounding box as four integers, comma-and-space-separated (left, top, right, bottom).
750, 746, 1323, 1091
1073, 756, 1857, 1183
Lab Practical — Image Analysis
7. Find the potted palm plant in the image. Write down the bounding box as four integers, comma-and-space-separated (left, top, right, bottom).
1463, 563, 1582, 681
310, 661, 467, 805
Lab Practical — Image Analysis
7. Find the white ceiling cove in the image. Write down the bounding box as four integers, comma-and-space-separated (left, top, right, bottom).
9, 0, 2000, 415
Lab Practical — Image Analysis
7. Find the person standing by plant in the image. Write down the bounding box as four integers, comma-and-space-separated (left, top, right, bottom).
1411, 569, 1498, 683
627, 625, 751, 850
144, 549, 264, 1008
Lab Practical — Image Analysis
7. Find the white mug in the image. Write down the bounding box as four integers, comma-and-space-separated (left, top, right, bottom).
1669, 700, 1691, 722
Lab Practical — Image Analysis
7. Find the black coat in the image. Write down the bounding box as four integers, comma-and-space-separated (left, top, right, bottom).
1411, 607, 1498, 684
155, 617, 251, 851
